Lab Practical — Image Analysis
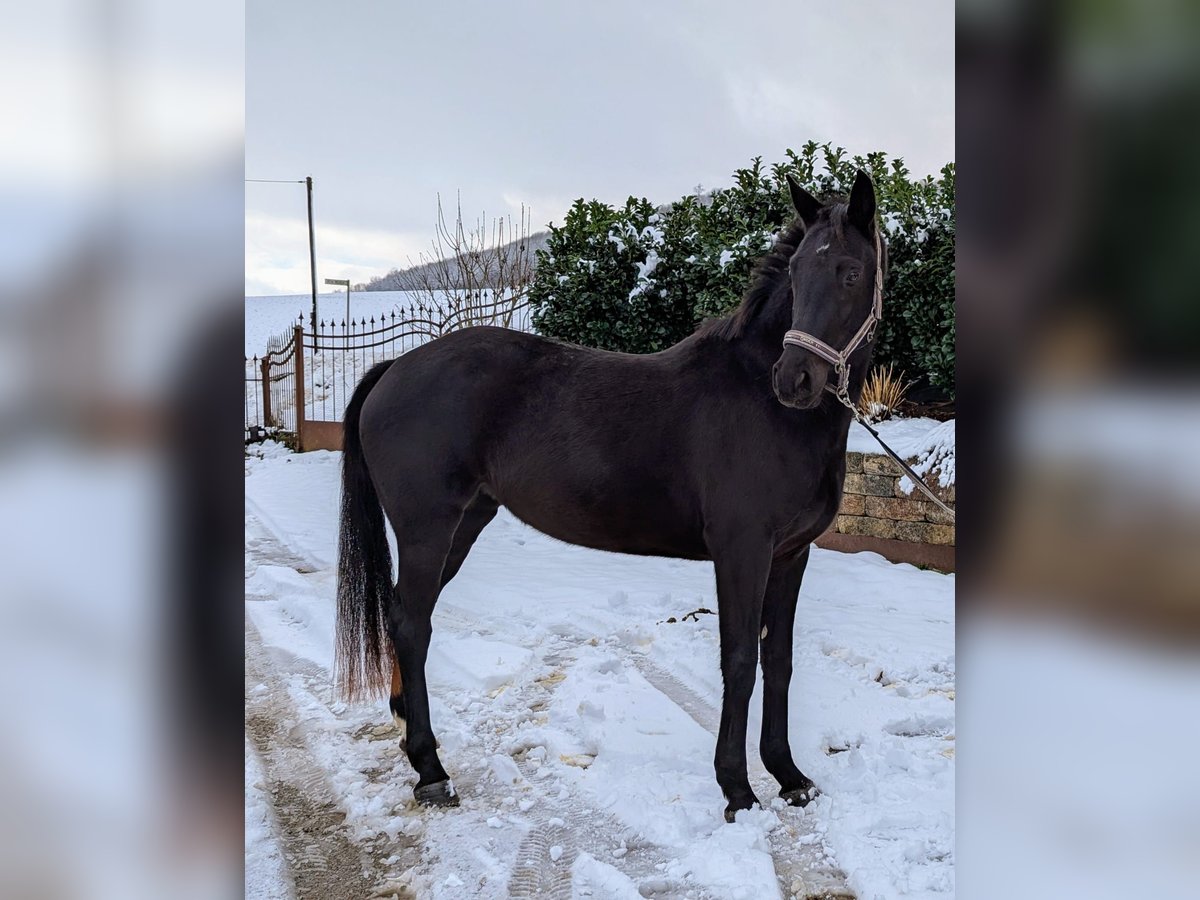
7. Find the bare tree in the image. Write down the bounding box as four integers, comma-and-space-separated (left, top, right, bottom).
402, 194, 536, 334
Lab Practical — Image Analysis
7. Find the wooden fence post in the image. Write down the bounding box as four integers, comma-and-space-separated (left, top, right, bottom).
260, 356, 272, 427
293, 324, 305, 450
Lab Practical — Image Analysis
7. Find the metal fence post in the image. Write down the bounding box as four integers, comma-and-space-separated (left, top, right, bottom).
260, 355, 272, 427
293, 324, 305, 450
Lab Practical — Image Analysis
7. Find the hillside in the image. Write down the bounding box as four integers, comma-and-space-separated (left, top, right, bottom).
355, 229, 553, 291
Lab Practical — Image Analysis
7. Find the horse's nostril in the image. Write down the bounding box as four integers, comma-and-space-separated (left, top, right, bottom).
795, 371, 809, 392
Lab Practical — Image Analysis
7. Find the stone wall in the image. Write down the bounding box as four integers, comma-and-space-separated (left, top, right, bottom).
838, 451, 955, 544
815, 451, 955, 571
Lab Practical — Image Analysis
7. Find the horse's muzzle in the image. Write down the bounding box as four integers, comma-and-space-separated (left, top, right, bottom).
772, 358, 825, 409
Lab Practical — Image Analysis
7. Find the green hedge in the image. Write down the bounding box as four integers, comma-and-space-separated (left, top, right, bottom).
530, 143, 955, 394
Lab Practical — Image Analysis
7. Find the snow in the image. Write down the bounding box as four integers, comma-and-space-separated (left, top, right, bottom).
572, 852, 644, 898
245, 445, 954, 898
897, 420, 955, 492
628, 249, 660, 299
244, 739, 290, 900
665, 810, 780, 899
245, 292, 534, 432
847, 415, 945, 458
848, 417, 955, 488
245, 290, 424, 355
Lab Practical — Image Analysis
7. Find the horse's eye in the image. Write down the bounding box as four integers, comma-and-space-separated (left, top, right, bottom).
845, 269, 861, 285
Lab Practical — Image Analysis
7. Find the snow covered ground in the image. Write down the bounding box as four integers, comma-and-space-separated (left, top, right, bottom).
245, 443, 954, 899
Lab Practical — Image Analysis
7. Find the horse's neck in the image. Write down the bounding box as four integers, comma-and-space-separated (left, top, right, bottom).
725, 313, 873, 455
731, 299, 791, 368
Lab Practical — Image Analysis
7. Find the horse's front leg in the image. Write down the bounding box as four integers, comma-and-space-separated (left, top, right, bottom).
759, 546, 819, 806
710, 532, 773, 822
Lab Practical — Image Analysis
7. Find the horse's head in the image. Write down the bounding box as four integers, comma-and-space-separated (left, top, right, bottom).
771, 170, 883, 410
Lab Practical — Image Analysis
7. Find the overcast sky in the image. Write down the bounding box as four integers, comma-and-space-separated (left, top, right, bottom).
246, 0, 953, 296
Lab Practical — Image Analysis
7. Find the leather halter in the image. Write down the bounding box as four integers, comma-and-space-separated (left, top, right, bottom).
781, 224, 884, 408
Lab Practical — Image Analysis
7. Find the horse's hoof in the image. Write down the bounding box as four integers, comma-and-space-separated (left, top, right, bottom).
723, 799, 759, 823
780, 782, 820, 807
413, 779, 459, 808
398, 736, 440, 752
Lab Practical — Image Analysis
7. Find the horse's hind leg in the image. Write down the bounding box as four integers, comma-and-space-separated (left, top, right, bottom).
381, 496, 466, 806
388, 491, 498, 745
440, 490, 500, 587
390, 661, 404, 729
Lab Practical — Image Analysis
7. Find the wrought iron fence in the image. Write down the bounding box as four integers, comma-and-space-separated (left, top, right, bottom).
245, 320, 301, 443
245, 292, 532, 445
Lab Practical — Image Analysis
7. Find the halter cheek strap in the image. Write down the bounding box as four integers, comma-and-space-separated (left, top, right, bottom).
781, 224, 884, 408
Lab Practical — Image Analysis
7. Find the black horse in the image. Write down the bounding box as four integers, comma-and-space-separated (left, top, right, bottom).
336, 171, 885, 822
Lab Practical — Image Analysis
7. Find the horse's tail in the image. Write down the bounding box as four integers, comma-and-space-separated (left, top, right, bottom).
335, 358, 396, 702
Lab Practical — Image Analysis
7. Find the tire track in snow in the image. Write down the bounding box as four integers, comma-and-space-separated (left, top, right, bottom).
246, 616, 416, 900
505, 815, 575, 900
246, 512, 444, 898
245, 505, 746, 896
244, 509, 685, 896
500, 648, 701, 900
631, 656, 854, 900
502, 647, 578, 900
245, 509, 319, 575
247, 500, 589, 895
542, 611, 852, 898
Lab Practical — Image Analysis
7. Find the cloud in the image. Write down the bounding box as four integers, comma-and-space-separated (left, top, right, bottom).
245, 211, 429, 295
501, 190, 576, 231
246, 1, 953, 293
725, 71, 832, 135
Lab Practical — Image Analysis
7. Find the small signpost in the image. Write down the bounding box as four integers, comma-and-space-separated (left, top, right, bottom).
325, 278, 351, 326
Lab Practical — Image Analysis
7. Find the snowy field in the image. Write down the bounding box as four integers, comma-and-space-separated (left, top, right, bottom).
246, 291, 423, 355
245, 443, 955, 899
246, 291, 535, 430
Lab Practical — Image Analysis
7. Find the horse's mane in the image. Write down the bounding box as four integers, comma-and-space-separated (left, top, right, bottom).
700, 201, 852, 341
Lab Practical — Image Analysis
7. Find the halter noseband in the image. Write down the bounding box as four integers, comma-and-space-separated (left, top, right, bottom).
781, 224, 884, 410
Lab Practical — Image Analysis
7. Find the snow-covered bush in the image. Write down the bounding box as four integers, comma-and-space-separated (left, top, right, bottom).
528, 197, 696, 354
530, 143, 955, 394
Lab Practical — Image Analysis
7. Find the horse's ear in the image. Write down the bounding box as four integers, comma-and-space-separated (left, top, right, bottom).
848, 170, 877, 235
786, 174, 821, 228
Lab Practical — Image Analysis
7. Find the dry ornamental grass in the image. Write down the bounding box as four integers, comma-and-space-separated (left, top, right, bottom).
859, 363, 915, 422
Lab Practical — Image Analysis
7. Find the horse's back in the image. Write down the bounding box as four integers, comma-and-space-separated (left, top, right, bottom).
358, 326, 547, 468
357, 326, 709, 556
